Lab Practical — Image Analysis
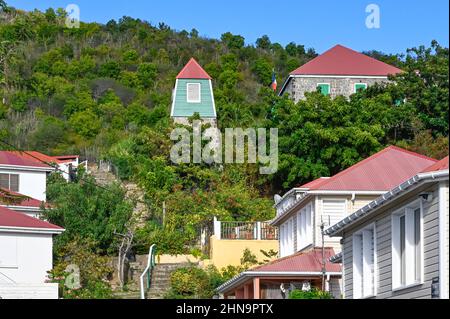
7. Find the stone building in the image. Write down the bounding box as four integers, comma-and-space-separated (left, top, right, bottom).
279, 45, 402, 102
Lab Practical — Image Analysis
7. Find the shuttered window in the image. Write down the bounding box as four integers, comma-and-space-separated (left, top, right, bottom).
322, 199, 347, 227
187, 83, 201, 103
317, 83, 330, 96
392, 204, 422, 289
353, 225, 376, 298
296, 203, 313, 252
354, 83, 367, 93
0, 173, 20, 192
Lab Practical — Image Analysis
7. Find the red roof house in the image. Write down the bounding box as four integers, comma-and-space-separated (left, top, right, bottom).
217, 248, 341, 299
0, 205, 62, 232
280, 44, 403, 101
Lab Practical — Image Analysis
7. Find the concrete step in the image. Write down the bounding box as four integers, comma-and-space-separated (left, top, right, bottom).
113, 291, 141, 299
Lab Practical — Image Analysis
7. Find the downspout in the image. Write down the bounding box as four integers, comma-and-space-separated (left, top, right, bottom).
439, 181, 448, 299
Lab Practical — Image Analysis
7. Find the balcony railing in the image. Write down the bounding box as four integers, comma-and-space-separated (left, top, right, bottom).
213, 218, 278, 240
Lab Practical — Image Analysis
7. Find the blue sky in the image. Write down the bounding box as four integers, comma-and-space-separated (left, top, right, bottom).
7, 0, 449, 54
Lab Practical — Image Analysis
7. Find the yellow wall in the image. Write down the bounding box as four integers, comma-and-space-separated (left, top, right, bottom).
204, 235, 279, 270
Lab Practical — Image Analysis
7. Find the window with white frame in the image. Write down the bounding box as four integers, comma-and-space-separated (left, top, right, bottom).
296, 203, 313, 251
0, 173, 19, 192
186, 83, 201, 103
392, 201, 422, 289
353, 225, 376, 298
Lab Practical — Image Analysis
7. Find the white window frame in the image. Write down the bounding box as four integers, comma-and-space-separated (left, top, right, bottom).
316, 83, 331, 95
296, 203, 313, 252
186, 83, 201, 103
354, 83, 368, 93
352, 223, 377, 299
391, 199, 424, 291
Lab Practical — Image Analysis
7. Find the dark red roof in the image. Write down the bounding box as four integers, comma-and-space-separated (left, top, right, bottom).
250, 248, 340, 273
298, 146, 437, 191
0, 205, 62, 230
0, 151, 52, 168
422, 156, 449, 173
290, 45, 403, 76
176, 58, 212, 79
0, 188, 43, 208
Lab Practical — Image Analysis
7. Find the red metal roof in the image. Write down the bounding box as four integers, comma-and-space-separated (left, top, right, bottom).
250, 248, 340, 273
290, 45, 403, 76
299, 177, 330, 189
0, 188, 43, 208
176, 58, 212, 79
299, 146, 437, 191
0, 151, 52, 168
421, 156, 449, 173
0, 205, 62, 230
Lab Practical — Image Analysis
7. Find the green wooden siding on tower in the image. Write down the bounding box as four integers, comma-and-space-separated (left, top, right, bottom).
172, 79, 216, 118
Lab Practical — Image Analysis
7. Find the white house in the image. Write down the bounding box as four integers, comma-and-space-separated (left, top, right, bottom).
325, 156, 449, 299
0, 151, 54, 202
218, 146, 438, 299
0, 205, 64, 299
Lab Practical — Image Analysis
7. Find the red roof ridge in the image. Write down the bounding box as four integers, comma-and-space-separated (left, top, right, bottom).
176, 58, 212, 79
312, 146, 437, 191
0, 205, 63, 230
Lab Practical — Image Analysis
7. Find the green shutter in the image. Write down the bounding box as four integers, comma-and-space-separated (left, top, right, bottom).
355, 83, 367, 92
317, 84, 330, 96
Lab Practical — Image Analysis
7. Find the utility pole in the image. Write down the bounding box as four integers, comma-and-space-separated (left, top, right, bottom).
320, 216, 326, 291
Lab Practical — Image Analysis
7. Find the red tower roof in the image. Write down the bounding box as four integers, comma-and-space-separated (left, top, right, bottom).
290, 45, 402, 76
176, 58, 212, 79
0, 151, 52, 168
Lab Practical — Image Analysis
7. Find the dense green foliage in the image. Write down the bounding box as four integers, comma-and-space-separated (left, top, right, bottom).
0, 4, 448, 260
43, 173, 133, 255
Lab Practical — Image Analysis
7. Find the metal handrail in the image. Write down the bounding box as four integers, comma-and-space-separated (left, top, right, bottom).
139, 244, 156, 299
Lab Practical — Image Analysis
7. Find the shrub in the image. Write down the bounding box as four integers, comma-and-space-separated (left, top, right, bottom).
289, 288, 332, 299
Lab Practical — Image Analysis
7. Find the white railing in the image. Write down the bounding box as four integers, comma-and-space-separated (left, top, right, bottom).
213, 217, 278, 240
139, 244, 156, 299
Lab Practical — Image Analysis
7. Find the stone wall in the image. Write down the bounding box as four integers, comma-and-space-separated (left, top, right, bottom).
284, 76, 389, 103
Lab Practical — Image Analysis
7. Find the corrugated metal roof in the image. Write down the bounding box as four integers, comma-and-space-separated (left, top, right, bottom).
0, 151, 52, 168
0, 188, 43, 208
250, 248, 340, 273
176, 58, 212, 79
422, 156, 449, 173
0, 205, 62, 230
290, 45, 403, 76
299, 146, 437, 191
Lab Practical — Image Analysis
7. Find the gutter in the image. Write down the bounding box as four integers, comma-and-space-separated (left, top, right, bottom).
0, 164, 55, 172
272, 189, 385, 227
0, 226, 65, 235
217, 271, 342, 294
324, 170, 449, 237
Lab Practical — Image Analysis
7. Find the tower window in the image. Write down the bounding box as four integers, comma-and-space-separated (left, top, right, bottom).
187, 83, 201, 103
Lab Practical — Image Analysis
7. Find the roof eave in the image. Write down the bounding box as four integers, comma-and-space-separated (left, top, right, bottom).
325, 170, 449, 237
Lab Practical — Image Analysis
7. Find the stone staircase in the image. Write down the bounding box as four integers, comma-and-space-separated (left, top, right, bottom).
146, 263, 194, 299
